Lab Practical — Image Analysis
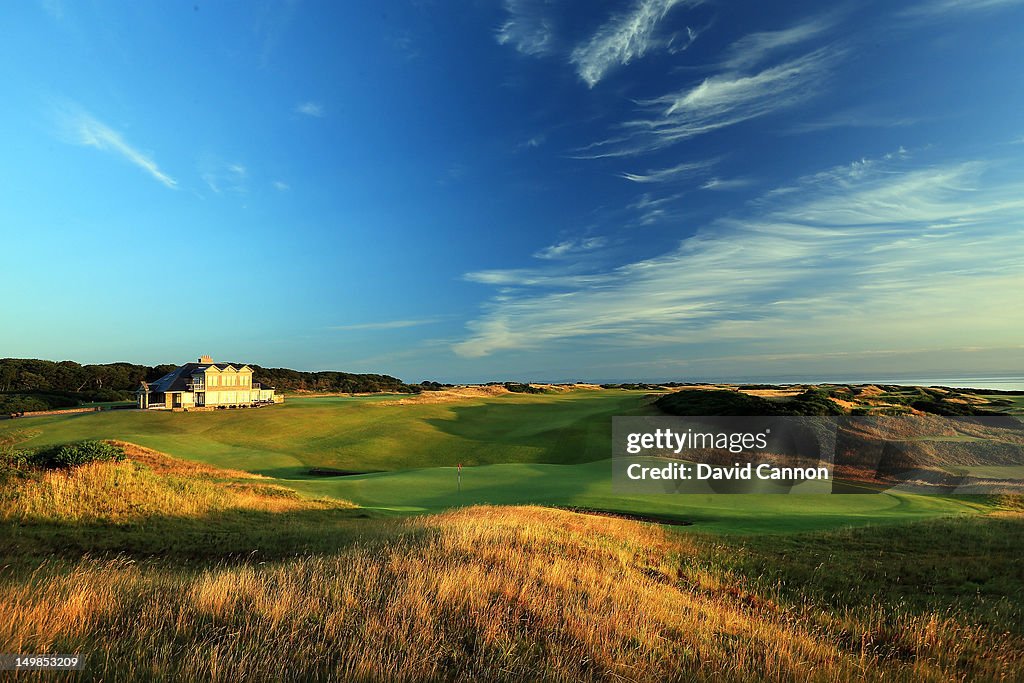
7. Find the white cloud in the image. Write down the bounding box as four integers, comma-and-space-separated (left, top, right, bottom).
620, 158, 715, 183
722, 16, 834, 70
200, 158, 248, 194
533, 237, 607, 259
464, 269, 605, 288
788, 108, 921, 134
661, 49, 832, 117
570, 0, 699, 87
904, 0, 1024, 16
57, 105, 177, 188
330, 319, 440, 332
496, 0, 556, 56
700, 177, 754, 191
520, 134, 546, 149
667, 25, 702, 54
295, 101, 325, 117
273, 180, 290, 191
454, 154, 1024, 359
579, 49, 837, 157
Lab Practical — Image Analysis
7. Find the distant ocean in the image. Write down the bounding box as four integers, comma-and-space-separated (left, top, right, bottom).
852, 377, 1024, 391
762, 377, 1024, 391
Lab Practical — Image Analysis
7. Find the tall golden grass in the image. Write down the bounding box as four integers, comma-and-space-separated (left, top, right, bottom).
1, 449, 1022, 681
0, 442, 351, 525
2, 503, 1022, 681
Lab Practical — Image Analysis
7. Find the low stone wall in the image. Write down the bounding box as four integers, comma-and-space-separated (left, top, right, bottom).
3, 406, 103, 420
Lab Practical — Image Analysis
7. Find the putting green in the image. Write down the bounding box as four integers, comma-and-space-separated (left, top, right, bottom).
0, 391, 998, 533
278, 458, 991, 534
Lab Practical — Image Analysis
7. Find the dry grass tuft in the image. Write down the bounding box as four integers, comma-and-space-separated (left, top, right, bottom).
0, 442, 353, 525
2, 505, 1021, 681
380, 385, 513, 406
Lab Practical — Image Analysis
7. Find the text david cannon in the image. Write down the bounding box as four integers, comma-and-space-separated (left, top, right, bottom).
626, 462, 830, 481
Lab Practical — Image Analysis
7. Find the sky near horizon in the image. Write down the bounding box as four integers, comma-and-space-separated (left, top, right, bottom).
1, 0, 1023, 383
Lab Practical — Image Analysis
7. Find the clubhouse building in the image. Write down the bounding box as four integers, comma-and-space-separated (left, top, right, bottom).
136, 355, 279, 410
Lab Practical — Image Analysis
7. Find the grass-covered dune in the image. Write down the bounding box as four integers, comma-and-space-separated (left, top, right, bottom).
1, 442, 368, 561
1, 450, 1022, 681
2, 414, 1023, 679
0, 391, 999, 534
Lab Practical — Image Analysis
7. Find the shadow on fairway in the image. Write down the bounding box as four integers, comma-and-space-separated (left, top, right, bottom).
423, 393, 657, 465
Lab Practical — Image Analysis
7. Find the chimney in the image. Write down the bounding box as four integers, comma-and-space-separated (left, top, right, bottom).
199, 355, 213, 364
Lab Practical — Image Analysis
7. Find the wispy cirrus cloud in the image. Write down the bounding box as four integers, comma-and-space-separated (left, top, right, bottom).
295, 101, 325, 117
200, 158, 248, 194
330, 318, 441, 332
55, 104, 177, 188
272, 180, 290, 191
496, 0, 556, 56
903, 0, 1024, 17
570, 0, 700, 87
788, 109, 922, 134
620, 158, 716, 183
700, 176, 754, 191
454, 153, 1024, 359
533, 237, 607, 259
721, 15, 835, 70
577, 48, 838, 158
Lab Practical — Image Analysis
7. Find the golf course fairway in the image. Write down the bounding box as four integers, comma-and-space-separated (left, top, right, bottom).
0, 390, 998, 534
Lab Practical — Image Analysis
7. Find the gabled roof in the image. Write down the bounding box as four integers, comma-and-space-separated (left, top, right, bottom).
147, 364, 199, 393
194, 363, 251, 373
146, 361, 256, 393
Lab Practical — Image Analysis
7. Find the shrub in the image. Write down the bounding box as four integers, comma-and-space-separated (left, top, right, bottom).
657, 388, 847, 416
0, 394, 68, 413
503, 382, 546, 394
32, 441, 126, 469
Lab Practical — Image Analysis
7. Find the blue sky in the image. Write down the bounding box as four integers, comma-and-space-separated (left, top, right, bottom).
2, 0, 1023, 382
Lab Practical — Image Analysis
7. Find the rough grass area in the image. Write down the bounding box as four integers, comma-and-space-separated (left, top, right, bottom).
1, 453, 1021, 680
0, 443, 367, 563
1, 505, 1022, 681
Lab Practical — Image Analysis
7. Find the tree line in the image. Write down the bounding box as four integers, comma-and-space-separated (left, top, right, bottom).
0, 358, 422, 413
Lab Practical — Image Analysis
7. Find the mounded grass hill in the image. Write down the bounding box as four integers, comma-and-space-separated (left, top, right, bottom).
0, 441, 367, 562
1, 412, 1022, 680
0, 390, 1011, 533
1, 490, 1022, 681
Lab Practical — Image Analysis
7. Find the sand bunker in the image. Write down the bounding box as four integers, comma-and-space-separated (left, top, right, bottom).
380, 385, 513, 406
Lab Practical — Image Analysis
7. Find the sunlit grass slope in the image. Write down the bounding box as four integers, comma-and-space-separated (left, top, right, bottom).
0, 392, 1002, 534
0, 442, 369, 562
2, 504, 1022, 681
0, 391, 652, 475
287, 458, 993, 534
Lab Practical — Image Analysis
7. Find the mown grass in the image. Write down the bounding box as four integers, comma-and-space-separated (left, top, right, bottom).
1, 454, 1023, 681
0, 393, 1006, 536
286, 457, 995, 533
0, 391, 654, 476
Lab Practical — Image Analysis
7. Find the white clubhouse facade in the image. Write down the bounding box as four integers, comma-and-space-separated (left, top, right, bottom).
136, 355, 278, 410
